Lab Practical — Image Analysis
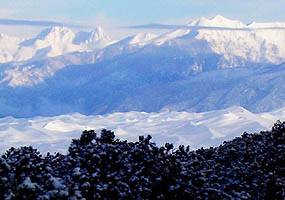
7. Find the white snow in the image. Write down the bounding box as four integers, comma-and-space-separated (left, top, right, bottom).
0, 26, 113, 63
153, 29, 191, 45
73, 26, 114, 50
106, 32, 158, 50
126, 33, 158, 46
187, 15, 285, 29
49, 177, 66, 190
150, 15, 285, 65
247, 21, 285, 28
18, 177, 38, 191
0, 16, 284, 66
0, 106, 284, 154
188, 15, 246, 29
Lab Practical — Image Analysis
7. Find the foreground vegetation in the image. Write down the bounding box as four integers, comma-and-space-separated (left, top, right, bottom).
0, 121, 284, 199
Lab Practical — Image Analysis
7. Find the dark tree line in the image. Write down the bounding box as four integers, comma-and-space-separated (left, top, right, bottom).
0, 121, 284, 199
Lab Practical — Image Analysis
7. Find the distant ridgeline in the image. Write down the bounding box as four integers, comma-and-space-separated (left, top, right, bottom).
0, 121, 284, 199
0, 62, 285, 117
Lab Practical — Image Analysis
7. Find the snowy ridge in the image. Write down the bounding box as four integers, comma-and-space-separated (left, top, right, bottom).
248, 21, 285, 28
188, 15, 246, 28
93, 32, 158, 61
195, 27, 285, 65
188, 15, 285, 29
102, 15, 285, 66
0, 26, 112, 63
153, 29, 191, 45
149, 17, 285, 65
0, 106, 284, 154
105, 32, 157, 50
121, 32, 157, 46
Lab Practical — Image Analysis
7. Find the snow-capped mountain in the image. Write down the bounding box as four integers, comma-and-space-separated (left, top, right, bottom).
1, 15, 284, 66
0, 106, 283, 154
150, 16, 285, 66
188, 15, 285, 29
15, 26, 78, 62
73, 26, 114, 50
91, 15, 285, 70
0, 15, 284, 117
0, 26, 113, 63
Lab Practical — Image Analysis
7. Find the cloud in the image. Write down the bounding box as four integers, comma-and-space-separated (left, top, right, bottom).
0, 19, 85, 28
77, 13, 164, 40
126, 24, 182, 30
125, 24, 285, 31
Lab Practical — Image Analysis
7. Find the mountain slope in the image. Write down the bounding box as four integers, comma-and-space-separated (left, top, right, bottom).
0, 60, 284, 118
0, 51, 96, 87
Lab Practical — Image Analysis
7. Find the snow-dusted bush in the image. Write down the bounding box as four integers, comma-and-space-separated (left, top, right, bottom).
0, 122, 284, 199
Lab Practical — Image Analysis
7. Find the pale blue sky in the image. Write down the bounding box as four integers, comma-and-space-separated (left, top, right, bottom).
0, 0, 284, 39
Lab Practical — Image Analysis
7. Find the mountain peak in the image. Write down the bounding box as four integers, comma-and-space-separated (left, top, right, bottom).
94, 26, 104, 33
73, 27, 112, 49
210, 15, 229, 22
188, 15, 245, 28
36, 26, 74, 40
90, 26, 111, 42
19, 26, 75, 49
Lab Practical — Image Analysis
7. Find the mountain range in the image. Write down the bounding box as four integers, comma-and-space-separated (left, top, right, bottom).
0, 15, 285, 117
1, 15, 285, 65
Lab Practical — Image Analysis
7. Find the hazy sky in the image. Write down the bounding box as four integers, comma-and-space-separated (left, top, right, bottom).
0, 0, 284, 39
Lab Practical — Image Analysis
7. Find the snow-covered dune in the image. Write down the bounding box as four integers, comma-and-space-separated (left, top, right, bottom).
0, 106, 284, 154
